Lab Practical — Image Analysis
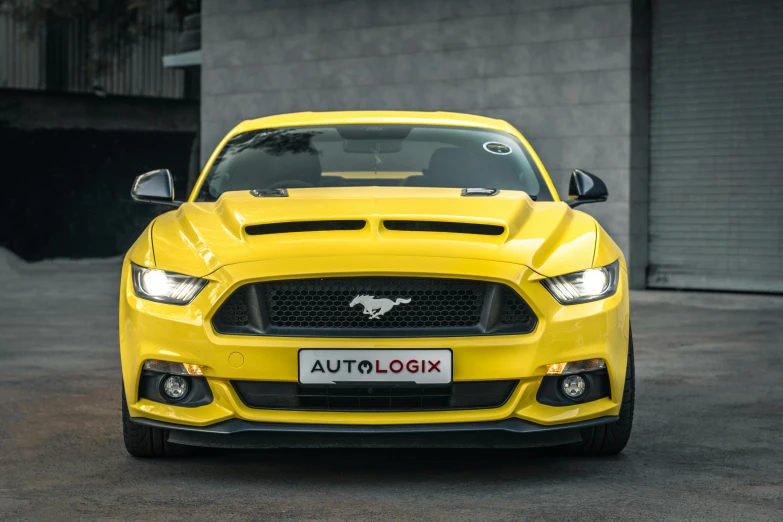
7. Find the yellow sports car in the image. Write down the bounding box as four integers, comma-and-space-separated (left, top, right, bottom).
121, 111, 633, 457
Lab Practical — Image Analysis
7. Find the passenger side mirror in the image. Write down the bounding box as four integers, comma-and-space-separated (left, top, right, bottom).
567, 169, 608, 208
131, 169, 181, 207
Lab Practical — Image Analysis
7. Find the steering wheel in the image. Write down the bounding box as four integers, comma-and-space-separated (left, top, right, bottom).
267, 180, 315, 189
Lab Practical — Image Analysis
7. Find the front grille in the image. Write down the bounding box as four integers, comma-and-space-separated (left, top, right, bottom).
269, 278, 484, 329
212, 277, 537, 337
232, 380, 518, 411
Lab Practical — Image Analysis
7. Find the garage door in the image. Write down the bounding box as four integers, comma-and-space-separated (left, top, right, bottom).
648, 0, 783, 293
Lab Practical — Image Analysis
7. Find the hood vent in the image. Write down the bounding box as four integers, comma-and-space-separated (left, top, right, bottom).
383, 220, 504, 236
246, 220, 366, 235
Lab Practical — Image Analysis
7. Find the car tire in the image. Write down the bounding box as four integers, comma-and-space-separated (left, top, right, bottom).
567, 327, 635, 456
122, 385, 191, 458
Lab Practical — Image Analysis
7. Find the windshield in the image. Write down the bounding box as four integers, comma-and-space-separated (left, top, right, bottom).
195, 125, 552, 202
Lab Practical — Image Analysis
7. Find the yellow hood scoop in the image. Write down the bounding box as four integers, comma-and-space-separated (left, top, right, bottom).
150, 187, 598, 277
243, 219, 506, 238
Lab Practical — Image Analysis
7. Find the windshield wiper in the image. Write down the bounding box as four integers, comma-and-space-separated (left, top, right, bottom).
461, 188, 499, 197
251, 188, 289, 198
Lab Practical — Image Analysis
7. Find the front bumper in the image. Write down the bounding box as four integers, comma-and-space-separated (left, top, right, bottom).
120, 255, 630, 430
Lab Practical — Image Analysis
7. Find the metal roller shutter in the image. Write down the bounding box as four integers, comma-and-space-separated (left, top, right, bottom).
648, 0, 783, 293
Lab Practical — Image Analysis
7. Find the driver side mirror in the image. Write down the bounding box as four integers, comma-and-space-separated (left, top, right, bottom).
131, 169, 182, 207
567, 169, 608, 208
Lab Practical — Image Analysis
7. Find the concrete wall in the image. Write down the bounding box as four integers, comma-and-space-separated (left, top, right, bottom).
201, 0, 650, 287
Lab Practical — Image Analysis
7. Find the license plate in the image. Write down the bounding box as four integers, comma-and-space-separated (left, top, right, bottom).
298, 349, 452, 385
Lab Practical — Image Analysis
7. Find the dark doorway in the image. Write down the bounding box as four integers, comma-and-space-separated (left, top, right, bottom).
1, 128, 195, 261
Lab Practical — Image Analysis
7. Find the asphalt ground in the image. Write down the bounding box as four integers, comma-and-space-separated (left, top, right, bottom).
1, 250, 782, 521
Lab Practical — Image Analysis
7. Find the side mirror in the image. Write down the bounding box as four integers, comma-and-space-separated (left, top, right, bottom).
567, 169, 608, 208
131, 169, 181, 207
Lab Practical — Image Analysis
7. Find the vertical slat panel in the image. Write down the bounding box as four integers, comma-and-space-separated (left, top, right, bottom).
0, 5, 44, 90
0, 0, 186, 99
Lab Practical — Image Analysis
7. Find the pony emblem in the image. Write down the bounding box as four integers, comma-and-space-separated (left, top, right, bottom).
349, 295, 412, 319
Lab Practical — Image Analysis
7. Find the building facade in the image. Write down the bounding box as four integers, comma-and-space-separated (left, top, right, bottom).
0, 0, 198, 260
200, 0, 782, 292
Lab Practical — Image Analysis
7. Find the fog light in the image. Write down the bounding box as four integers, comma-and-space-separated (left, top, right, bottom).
561, 374, 586, 399
161, 375, 189, 401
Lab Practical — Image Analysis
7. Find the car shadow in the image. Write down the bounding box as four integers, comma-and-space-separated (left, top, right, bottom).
157, 447, 626, 486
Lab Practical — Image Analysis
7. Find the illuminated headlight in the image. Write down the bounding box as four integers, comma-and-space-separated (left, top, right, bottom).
541, 261, 620, 305
131, 264, 207, 305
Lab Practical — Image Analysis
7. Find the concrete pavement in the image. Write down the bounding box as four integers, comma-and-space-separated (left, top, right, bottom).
0, 250, 781, 521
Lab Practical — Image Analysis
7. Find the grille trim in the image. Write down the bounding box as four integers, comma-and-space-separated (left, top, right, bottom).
232, 380, 519, 412
212, 276, 537, 338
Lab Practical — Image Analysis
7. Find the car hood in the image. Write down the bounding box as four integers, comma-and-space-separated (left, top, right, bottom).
148, 187, 599, 278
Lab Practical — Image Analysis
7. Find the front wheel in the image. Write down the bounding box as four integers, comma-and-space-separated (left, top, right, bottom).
567, 328, 635, 456
122, 385, 191, 458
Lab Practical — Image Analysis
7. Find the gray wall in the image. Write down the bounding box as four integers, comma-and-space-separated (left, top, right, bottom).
201, 0, 650, 287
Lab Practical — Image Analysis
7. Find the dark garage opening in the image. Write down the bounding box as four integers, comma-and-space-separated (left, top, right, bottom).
0, 128, 195, 261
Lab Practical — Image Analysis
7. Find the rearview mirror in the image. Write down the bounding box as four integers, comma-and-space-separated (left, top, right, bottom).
567, 169, 608, 208
131, 169, 181, 207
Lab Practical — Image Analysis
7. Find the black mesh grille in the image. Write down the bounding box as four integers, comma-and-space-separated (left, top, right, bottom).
500, 287, 530, 325
217, 287, 250, 328
213, 277, 537, 337
232, 380, 518, 411
268, 278, 484, 329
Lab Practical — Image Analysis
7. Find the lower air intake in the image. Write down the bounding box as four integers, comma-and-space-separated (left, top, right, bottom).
232, 380, 519, 411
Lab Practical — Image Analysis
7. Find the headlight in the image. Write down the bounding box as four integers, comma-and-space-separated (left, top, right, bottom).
131, 264, 207, 305
541, 261, 619, 304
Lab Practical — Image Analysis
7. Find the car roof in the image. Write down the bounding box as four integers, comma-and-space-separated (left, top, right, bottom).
233, 111, 514, 134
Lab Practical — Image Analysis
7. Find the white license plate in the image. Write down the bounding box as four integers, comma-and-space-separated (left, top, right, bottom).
298, 349, 452, 385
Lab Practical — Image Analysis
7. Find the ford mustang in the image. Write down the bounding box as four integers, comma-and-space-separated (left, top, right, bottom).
121, 111, 634, 457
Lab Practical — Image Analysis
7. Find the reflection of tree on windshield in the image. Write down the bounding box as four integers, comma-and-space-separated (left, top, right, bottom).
226, 129, 321, 157
198, 129, 322, 200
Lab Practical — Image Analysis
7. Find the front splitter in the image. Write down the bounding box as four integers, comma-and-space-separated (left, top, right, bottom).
131, 415, 618, 449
